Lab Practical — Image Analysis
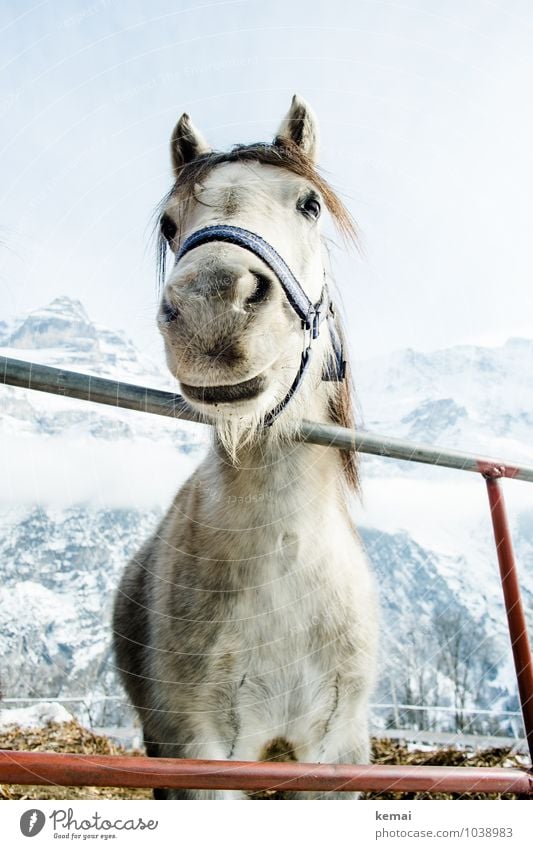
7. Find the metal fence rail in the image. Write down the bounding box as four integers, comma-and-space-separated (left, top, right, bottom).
1, 751, 531, 795
1, 354, 532, 796
3, 355, 533, 481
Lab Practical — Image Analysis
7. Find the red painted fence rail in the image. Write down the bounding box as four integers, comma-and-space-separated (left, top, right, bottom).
0, 752, 531, 796
1, 356, 532, 796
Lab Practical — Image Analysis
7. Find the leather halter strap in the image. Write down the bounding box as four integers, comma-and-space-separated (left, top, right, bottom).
174, 224, 346, 426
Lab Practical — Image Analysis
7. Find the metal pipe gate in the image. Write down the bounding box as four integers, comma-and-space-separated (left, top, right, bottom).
1, 355, 532, 796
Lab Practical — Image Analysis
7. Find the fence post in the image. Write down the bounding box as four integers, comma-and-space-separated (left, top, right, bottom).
484, 472, 533, 763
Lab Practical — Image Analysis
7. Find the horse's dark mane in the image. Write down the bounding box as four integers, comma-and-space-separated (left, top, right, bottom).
155, 139, 359, 491
327, 345, 359, 492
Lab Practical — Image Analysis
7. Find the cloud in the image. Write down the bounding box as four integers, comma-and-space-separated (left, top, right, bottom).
0, 432, 205, 509
355, 472, 533, 555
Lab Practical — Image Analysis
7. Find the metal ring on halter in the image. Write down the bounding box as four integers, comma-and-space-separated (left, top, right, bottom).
174, 224, 346, 426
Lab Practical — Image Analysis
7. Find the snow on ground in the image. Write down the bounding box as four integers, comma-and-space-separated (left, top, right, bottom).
0, 702, 74, 729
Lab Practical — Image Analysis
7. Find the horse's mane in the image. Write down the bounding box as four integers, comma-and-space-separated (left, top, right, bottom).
156, 140, 359, 491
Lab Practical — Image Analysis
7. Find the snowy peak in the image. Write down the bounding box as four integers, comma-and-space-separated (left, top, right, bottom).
400, 397, 467, 442
31, 295, 89, 322
8, 296, 97, 352
357, 336, 533, 458
2, 296, 164, 383
504, 336, 533, 352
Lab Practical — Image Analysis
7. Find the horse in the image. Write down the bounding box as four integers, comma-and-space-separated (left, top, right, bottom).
112, 95, 379, 799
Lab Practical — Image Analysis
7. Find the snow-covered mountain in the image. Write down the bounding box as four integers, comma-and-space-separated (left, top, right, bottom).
0, 297, 530, 733
356, 339, 533, 461
2, 296, 162, 381
353, 338, 533, 728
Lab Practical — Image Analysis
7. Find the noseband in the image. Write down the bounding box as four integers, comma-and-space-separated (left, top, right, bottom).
174, 224, 346, 426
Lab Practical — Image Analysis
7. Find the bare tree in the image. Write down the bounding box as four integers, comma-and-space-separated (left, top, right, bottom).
386, 616, 440, 731
433, 611, 472, 731
434, 610, 498, 734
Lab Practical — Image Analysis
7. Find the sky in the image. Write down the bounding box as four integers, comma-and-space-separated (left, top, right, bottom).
1, 0, 533, 365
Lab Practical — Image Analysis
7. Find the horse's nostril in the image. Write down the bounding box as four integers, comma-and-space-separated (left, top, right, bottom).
205, 343, 243, 367
247, 272, 271, 305
160, 296, 179, 323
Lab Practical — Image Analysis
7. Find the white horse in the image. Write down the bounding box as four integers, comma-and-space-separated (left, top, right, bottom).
113, 95, 378, 799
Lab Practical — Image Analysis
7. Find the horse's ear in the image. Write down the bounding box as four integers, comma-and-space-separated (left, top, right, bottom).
170, 113, 211, 175
274, 94, 319, 162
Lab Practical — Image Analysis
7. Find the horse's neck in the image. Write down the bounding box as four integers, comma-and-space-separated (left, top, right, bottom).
202, 432, 345, 532
220, 440, 338, 490
189, 383, 351, 574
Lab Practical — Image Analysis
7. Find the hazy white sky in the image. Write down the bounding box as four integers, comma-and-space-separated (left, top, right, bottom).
1, 0, 533, 364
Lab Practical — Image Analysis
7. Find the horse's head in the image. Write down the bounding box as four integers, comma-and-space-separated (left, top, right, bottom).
157, 96, 356, 465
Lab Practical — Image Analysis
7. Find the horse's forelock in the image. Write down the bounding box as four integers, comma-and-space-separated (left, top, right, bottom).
163, 141, 357, 238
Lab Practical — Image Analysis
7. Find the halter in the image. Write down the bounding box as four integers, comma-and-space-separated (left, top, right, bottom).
174, 224, 346, 426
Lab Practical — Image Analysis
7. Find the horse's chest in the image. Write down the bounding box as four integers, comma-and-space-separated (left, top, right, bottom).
207, 556, 356, 760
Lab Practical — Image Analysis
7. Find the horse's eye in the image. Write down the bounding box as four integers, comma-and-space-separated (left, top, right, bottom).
160, 213, 177, 243
160, 296, 179, 323
247, 272, 271, 305
299, 194, 321, 220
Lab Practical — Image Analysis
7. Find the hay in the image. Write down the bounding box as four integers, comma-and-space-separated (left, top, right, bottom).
0, 722, 526, 800
0, 721, 150, 800
363, 737, 527, 800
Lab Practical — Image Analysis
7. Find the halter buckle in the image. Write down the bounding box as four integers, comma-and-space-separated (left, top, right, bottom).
311, 308, 321, 340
